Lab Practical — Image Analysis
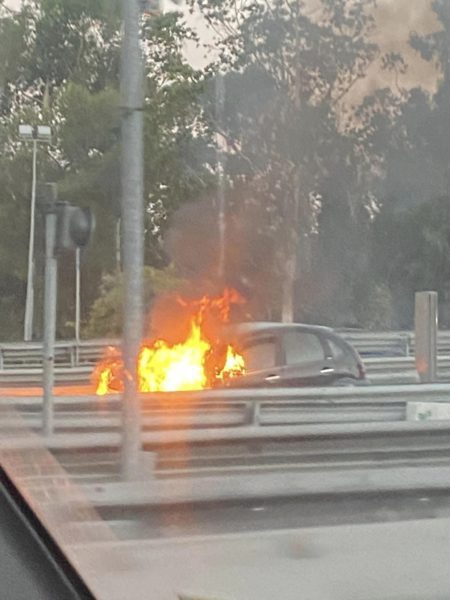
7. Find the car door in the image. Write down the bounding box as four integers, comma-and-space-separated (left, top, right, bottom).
323, 334, 360, 380
279, 329, 333, 386
224, 334, 283, 387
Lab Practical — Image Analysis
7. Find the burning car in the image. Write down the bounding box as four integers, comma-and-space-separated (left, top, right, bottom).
92, 288, 247, 395
212, 322, 367, 388
92, 290, 366, 395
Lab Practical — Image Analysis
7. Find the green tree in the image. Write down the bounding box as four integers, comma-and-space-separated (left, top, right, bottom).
0, 0, 215, 339
83, 266, 183, 337
190, 0, 396, 323
372, 196, 450, 327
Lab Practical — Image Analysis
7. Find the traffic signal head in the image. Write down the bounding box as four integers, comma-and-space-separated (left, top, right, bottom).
56, 202, 95, 251
37, 182, 58, 211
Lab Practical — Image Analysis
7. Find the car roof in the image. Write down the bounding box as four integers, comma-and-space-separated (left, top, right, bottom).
220, 321, 334, 339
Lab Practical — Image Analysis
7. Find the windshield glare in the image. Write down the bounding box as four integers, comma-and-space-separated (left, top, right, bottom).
1, 1, 450, 599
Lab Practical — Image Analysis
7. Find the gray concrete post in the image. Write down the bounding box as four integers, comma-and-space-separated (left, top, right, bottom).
415, 291, 438, 383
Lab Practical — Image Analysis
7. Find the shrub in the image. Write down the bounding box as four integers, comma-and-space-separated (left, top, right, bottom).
83, 266, 182, 337
353, 281, 395, 330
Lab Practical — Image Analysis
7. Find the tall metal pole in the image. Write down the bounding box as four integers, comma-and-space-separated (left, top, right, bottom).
42, 206, 58, 437
75, 247, 81, 344
120, 0, 144, 479
24, 138, 38, 341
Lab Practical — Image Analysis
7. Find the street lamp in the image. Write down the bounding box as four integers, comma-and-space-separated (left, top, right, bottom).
19, 124, 52, 342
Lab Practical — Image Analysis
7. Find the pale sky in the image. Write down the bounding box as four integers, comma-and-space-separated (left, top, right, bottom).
4, 0, 442, 95
181, 0, 441, 97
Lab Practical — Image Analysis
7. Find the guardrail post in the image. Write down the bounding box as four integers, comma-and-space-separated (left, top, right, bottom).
69, 343, 76, 368
247, 401, 260, 426
405, 334, 411, 357
140, 451, 156, 479
415, 291, 438, 383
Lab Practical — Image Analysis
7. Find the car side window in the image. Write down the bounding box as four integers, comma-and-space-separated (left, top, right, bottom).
241, 338, 277, 372
284, 332, 325, 365
327, 338, 352, 362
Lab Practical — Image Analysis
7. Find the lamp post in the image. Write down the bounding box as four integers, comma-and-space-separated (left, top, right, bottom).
120, 0, 145, 480
19, 124, 52, 342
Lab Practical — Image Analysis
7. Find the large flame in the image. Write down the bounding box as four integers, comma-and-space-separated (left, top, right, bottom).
93, 289, 246, 395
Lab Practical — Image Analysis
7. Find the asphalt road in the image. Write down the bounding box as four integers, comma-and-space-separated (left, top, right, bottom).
71, 517, 450, 600
96, 489, 450, 541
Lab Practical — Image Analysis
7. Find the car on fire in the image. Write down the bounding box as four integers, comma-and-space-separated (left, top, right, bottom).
212, 322, 367, 388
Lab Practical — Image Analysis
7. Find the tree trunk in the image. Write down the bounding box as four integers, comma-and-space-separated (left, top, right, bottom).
281, 170, 301, 323
281, 253, 296, 322
215, 74, 226, 281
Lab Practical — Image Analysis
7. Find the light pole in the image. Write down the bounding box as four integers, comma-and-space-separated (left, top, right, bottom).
19, 124, 52, 342
120, 0, 173, 479
120, 0, 146, 480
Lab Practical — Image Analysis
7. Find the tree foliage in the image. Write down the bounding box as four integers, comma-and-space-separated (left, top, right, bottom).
2, 0, 450, 337
0, 0, 214, 339
83, 266, 183, 337
189, 0, 396, 322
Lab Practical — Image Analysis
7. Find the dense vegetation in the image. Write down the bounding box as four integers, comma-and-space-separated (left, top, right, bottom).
1, 0, 450, 338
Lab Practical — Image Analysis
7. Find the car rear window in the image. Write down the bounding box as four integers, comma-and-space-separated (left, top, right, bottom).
284, 332, 324, 364
241, 338, 277, 371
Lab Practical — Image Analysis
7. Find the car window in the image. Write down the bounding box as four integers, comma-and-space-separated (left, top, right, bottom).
241, 338, 277, 371
327, 338, 354, 362
284, 332, 325, 365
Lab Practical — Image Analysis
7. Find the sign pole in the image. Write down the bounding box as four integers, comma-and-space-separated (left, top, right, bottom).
42, 201, 58, 436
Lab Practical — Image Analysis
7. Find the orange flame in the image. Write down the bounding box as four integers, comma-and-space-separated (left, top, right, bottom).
93, 289, 246, 395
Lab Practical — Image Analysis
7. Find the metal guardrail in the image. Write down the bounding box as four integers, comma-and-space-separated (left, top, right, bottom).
5, 389, 450, 506
1, 330, 450, 369
340, 331, 413, 356
5, 403, 450, 446
340, 330, 450, 356
0, 366, 92, 385
7, 418, 450, 506
2, 355, 450, 385
0, 339, 118, 370
1, 332, 450, 386
3, 384, 450, 432
1, 329, 450, 363
366, 355, 450, 383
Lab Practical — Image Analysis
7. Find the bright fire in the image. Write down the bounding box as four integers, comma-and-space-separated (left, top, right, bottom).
93, 289, 246, 395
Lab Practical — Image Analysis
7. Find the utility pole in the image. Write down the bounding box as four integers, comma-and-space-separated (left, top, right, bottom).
120, 0, 145, 479
42, 186, 58, 437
